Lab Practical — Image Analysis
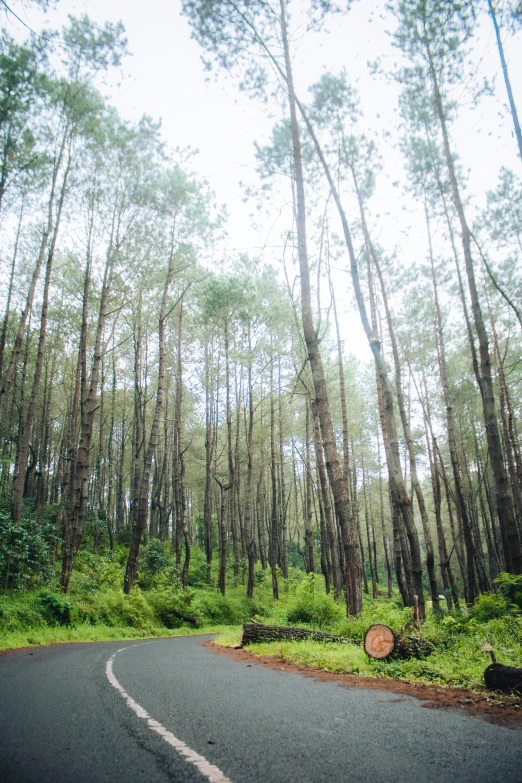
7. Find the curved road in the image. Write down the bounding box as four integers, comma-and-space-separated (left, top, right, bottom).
1, 634, 520, 782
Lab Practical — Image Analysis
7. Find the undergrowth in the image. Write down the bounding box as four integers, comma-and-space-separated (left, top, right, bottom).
2, 515, 521, 694
214, 574, 522, 691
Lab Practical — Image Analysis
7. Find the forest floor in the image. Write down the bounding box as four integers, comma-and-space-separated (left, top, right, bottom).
209, 639, 522, 728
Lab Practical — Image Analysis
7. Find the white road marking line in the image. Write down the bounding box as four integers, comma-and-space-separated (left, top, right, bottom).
106, 645, 233, 783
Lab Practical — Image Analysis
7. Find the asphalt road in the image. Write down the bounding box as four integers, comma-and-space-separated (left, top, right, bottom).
1, 634, 521, 783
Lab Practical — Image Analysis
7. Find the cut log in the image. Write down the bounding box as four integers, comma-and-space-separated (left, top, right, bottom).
484, 663, 522, 695
240, 623, 359, 646
364, 624, 434, 660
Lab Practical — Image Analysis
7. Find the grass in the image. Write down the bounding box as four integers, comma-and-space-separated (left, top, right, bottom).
222, 636, 521, 691
0, 623, 236, 651
2, 527, 521, 694
214, 588, 522, 692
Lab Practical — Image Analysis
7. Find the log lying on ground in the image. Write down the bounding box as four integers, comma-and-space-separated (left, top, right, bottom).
364, 624, 434, 660
484, 663, 522, 695
240, 623, 360, 646
170, 608, 200, 626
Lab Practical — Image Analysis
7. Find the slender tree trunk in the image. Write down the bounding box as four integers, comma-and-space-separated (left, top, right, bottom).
280, 0, 361, 614
215, 476, 228, 595
245, 328, 255, 599
203, 338, 214, 581
488, 0, 522, 162
278, 356, 289, 579
61, 230, 115, 592
362, 458, 377, 599
269, 355, 279, 599
427, 47, 521, 574
124, 238, 176, 593
12, 150, 71, 525
303, 401, 315, 575
327, 257, 351, 486
0, 201, 23, 382
311, 396, 342, 598
377, 434, 393, 598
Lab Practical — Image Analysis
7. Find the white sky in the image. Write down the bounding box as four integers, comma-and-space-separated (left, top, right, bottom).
4, 0, 522, 363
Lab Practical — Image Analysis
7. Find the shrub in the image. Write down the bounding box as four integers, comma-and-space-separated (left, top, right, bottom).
145, 589, 195, 628
493, 572, 522, 610
142, 539, 169, 574
0, 594, 44, 631
73, 588, 155, 629
39, 592, 72, 625
72, 551, 124, 595
469, 592, 512, 622
191, 590, 249, 625
0, 509, 54, 590
285, 574, 343, 629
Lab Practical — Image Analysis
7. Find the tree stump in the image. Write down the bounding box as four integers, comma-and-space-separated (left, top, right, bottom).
364, 624, 434, 660
240, 623, 359, 646
484, 663, 522, 695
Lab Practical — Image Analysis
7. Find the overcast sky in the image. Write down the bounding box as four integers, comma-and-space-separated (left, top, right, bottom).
4, 0, 522, 360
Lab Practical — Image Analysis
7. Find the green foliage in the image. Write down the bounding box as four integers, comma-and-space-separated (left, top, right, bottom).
469, 592, 513, 622
138, 540, 170, 589
73, 588, 155, 629
145, 588, 196, 628
0, 508, 54, 590
493, 572, 522, 610
285, 574, 343, 629
38, 592, 72, 626
192, 590, 251, 625
71, 550, 125, 595
0, 593, 45, 632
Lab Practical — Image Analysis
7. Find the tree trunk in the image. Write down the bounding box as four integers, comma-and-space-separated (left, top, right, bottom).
311, 397, 342, 599
0, 200, 23, 382
269, 353, 279, 599
124, 238, 175, 594
303, 401, 315, 575
428, 47, 521, 574
245, 327, 256, 599
203, 337, 214, 581
240, 623, 358, 646
488, 0, 522, 162
280, 0, 361, 615
375, 443, 392, 600
61, 222, 116, 592
12, 150, 71, 525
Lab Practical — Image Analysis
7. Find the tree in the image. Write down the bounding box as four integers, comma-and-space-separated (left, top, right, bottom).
394, 0, 522, 575
182, 0, 362, 615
